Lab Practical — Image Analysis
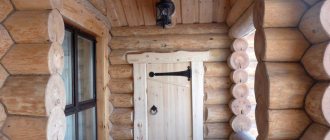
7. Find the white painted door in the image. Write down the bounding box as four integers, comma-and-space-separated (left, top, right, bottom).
146, 63, 193, 140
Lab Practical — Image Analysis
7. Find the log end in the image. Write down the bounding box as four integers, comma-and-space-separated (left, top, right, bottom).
0, 25, 14, 59
0, 64, 9, 88
47, 107, 66, 140
0, 0, 13, 22
48, 9, 65, 43
232, 38, 249, 52
48, 42, 64, 75
231, 83, 249, 98
230, 115, 252, 132
0, 103, 7, 129
229, 132, 255, 140
46, 74, 66, 116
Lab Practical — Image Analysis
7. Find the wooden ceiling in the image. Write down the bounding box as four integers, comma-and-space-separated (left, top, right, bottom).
105, 0, 231, 27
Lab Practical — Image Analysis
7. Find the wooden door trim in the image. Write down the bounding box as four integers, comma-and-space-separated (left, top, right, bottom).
128, 51, 206, 140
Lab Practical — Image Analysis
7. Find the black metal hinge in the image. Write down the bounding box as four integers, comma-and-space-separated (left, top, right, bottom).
149, 66, 191, 81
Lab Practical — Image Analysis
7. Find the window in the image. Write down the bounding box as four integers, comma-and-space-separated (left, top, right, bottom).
62, 25, 97, 140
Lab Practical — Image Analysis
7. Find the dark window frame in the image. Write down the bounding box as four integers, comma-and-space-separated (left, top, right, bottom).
64, 24, 98, 140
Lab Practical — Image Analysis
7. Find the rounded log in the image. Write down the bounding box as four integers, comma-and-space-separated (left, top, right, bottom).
46, 106, 66, 140
111, 125, 133, 140
204, 62, 231, 77
45, 74, 66, 116
231, 38, 248, 52
299, 1, 330, 44
230, 98, 251, 115
0, 0, 13, 22
4, 10, 64, 44
228, 4, 255, 39
229, 132, 255, 140
204, 105, 233, 123
226, 0, 254, 27
108, 78, 133, 94
1, 43, 64, 75
0, 103, 7, 129
109, 65, 133, 79
305, 83, 330, 126
205, 77, 232, 89
204, 88, 232, 105
254, 0, 308, 28
0, 64, 9, 89
2, 114, 65, 140
254, 28, 310, 62
302, 42, 330, 80
230, 69, 248, 84
230, 115, 252, 132
231, 83, 249, 98
204, 123, 232, 139
256, 108, 311, 140
0, 133, 9, 140
0, 25, 14, 59
0, 75, 65, 116
110, 34, 232, 50
110, 108, 133, 125
11, 0, 63, 10
255, 62, 314, 109
228, 51, 249, 70
109, 93, 133, 108
301, 123, 330, 140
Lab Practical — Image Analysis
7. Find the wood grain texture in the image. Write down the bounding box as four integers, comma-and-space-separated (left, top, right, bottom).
105, 0, 128, 27
109, 64, 133, 79
200, 0, 214, 23
110, 108, 133, 125
0, 103, 6, 129
305, 83, 330, 127
256, 108, 311, 140
11, 0, 63, 10
110, 94, 133, 108
0, 23, 14, 60
110, 34, 232, 50
110, 125, 133, 139
301, 123, 330, 140
204, 123, 232, 139
226, 0, 255, 26
255, 28, 310, 62
0, 0, 13, 22
299, 1, 330, 44
111, 23, 229, 36
229, 4, 255, 39
205, 77, 232, 89
230, 115, 252, 132
255, 62, 314, 109
1, 43, 64, 75
205, 105, 233, 122
231, 83, 249, 98
0, 64, 9, 89
4, 10, 64, 44
228, 51, 249, 70
121, 0, 144, 26
108, 78, 133, 94
230, 69, 248, 84
181, 0, 199, 24
302, 42, 330, 80
230, 98, 251, 115
231, 38, 248, 51
88, 0, 106, 15
254, 0, 308, 28
204, 88, 232, 105
204, 62, 231, 77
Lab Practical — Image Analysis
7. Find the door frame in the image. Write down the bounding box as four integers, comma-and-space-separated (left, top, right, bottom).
128, 51, 214, 140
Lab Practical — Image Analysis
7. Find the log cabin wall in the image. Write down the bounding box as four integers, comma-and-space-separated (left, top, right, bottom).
253, 0, 329, 139
108, 24, 235, 139
0, 0, 111, 139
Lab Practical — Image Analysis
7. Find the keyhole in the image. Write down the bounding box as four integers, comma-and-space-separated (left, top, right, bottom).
150, 105, 158, 115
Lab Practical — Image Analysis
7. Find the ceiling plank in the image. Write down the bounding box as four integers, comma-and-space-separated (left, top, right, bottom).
172, 0, 182, 24
106, 0, 127, 27
181, 0, 199, 24
121, 0, 144, 26
213, 0, 230, 23
88, 0, 107, 15
138, 0, 156, 26
199, 0, 213, 23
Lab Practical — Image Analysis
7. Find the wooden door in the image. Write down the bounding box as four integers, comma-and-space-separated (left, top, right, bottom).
146, 63, 193, 140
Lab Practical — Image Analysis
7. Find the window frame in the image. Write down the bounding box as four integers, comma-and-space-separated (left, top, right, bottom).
64, 25, 98, 140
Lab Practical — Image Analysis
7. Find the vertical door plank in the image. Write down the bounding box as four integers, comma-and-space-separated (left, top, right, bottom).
191, 61, 204, 140
213, 0, 229, 22
181, 0, 199, 24
122, 0, 145, 26
106, 0, 128, 27
199, 0, 213, 23
138, 0, 156, 26
133, 63, 148, 140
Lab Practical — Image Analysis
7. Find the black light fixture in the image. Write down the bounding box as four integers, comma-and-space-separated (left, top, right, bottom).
156, 0, 175, 28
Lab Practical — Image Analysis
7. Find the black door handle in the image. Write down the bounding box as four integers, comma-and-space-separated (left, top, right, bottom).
150, 105, 158, 115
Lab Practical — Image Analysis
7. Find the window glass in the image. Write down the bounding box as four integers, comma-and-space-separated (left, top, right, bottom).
65, 114, 76, 140
77, 36, 94, 102
62, 31, 73, 105
78, 107, 96, 140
